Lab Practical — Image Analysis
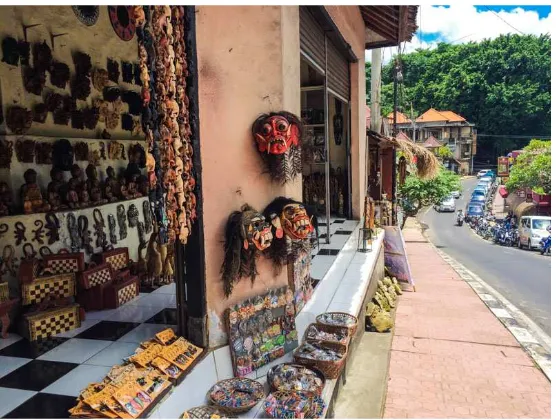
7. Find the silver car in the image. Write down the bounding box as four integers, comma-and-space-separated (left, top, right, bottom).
435, 196, 456, 212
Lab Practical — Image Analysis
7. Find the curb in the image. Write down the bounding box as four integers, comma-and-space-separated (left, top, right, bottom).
433, 248, 551, 381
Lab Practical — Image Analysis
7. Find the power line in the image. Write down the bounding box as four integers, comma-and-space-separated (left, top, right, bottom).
484, 6, 525, 35
476, 134, 550, 139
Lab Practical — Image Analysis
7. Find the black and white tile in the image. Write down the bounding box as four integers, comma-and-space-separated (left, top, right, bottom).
0, 282, 177, 418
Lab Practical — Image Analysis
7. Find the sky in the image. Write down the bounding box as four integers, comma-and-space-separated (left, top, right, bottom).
365, 5, 552, 63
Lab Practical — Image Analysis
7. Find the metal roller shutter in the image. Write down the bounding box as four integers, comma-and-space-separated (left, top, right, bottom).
326, 40, 349, 101
300, 6, 325, 71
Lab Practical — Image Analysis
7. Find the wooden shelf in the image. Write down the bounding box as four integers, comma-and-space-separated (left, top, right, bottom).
301, 85, 325, 92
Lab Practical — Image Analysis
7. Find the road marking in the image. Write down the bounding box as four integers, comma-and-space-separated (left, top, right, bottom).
429, 246, 551, 381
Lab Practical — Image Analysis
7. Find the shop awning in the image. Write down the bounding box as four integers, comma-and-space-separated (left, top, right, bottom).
361, 6, 419, 49
514, 202, 536, 219
499, 186, 509, 198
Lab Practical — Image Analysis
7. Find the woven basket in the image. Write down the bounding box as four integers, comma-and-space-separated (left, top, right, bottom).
293, 341, 346, 379
181, 405, 237, 419
267, 363, 326, 395
263, 391, 326, 419
316, 312, 358, 337
303, 322, 350, 347
207, 378, 265, 414
0, 282, 8, 302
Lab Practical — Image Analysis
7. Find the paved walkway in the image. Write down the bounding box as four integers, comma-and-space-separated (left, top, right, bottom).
492, 184, 506, 219
383, 219, 551, 419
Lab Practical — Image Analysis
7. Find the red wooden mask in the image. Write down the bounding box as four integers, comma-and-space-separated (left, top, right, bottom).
252, 112, 302, 155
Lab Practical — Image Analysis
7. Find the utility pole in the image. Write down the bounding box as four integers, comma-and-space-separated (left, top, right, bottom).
370, 48, 382, 132
392, 59, 401, 224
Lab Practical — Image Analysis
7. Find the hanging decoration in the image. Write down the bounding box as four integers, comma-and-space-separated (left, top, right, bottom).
220, 204, 273, 298
108, 6, 136, 41
72, 6, 100, 26
262, 197, 316, 272
137, 6, 197, 246
251, 111, 304, 184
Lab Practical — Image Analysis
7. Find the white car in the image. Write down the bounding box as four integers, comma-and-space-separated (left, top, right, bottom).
479, 177, 492, 188
477, 170, 489, 178
435, 196, 456, 212
518, 215, 551, 250
451, 190, 461, 199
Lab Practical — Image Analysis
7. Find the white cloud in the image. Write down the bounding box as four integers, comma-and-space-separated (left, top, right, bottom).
365, 5, 552, 63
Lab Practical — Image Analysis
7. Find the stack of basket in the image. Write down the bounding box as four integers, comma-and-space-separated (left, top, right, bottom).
293, 312, 358, 379
18, 251, 83, 341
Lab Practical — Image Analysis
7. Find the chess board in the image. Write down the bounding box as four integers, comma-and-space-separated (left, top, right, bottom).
43, 252, 85, 275
104, 276, 139, 309
23, 303, 81, 341
78, 263, 113, 290
21, 273, 76, 306
99, 247, 129, 272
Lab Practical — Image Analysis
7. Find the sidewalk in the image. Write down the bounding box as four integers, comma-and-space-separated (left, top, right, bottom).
383, 219, 551, 419
492, 184, 506, 219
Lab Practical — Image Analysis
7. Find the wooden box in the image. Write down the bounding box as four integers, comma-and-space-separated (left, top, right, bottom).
18, 259, 41, 284
43, 252, 85, 275
104, 276, 139, 309
21, 273, 76, 306
97, 247, 129, 272
0, 282, 9, 302
77, 284, 109, 311
78, 263, 113, 290
23, 304, 81, 341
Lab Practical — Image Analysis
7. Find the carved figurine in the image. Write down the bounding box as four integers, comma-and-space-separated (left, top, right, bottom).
127, 174, 143, 199
85, 164, 107, 205
0, 182, 13, 216
47, 167, 68, 211
66, 179, 80, 209
103, 166, 119, 202
118, 175, 132, 200
21, 169, 51, 214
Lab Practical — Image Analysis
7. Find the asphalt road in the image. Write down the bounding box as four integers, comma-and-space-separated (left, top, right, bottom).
420, 178, 551, 335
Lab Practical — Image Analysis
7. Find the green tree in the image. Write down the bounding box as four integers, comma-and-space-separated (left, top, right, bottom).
506, 139, 551, 194
399, 169, 461, 216
437, 145, 454, 160
371, 34, 551, 162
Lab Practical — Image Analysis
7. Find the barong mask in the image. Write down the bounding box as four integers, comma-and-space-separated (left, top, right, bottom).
263, 197, 317, 271
251, 111, 303, 184
221, 204, 273, 297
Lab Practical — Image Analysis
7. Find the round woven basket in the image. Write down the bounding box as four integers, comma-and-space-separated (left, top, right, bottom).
181, 405, 237, 418
316, 312, 358, 337
303, 322, 350, 347
206, 378, 265, 414
293, 341, 347, 379
263, 390, 326, 419
267, 363, 326, 395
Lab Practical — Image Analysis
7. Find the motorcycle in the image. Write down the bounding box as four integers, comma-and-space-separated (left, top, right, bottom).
540, 235, 551, 255
456, 212, 464, 226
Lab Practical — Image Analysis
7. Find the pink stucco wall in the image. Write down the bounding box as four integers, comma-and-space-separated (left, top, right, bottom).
195, 6, 301, 347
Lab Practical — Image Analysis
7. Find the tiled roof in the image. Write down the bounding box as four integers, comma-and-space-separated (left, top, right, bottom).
416, 108, 467, 123
387, 111, 411, 124
396, 131, 412, 142
423, 135, 442, 148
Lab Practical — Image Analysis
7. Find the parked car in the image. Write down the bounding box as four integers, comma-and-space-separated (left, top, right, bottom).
468, 200, 485, 209
472, 189, 487, 198
435, 196, 456, 212
466, 204, 485, 218
476, 169, 489, 178
451, 190, 461, 199
479, 176, 493, 186
470, 194, 487, 203
518, 215, 551, 250
484, 170, 496, 179
474, 185, 488, 194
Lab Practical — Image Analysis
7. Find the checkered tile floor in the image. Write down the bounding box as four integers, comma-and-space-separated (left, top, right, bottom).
0, 284, 177, 418
311, 217, 359, 289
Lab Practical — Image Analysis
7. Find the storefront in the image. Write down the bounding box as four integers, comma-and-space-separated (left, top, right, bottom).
0, 5, 418, 418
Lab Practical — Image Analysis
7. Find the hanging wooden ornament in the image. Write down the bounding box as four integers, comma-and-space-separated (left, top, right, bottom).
108, 6, 136, 41
72, 6, 100, 26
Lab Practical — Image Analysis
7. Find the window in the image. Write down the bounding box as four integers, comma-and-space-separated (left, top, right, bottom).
532, 219, 550, 230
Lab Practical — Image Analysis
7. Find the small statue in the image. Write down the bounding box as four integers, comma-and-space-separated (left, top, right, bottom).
138, 175, 149, 197
66, 178, 80, 209
47, 167, 67, 211
79, 186, 90, 208
70, 164, 85, 190
103, 166, 119, 202
127, 174, 142, 199
118, 174, 131, 200
21, 169, 51, 214
0, 182, 13, 216
85, 164, 107, 205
